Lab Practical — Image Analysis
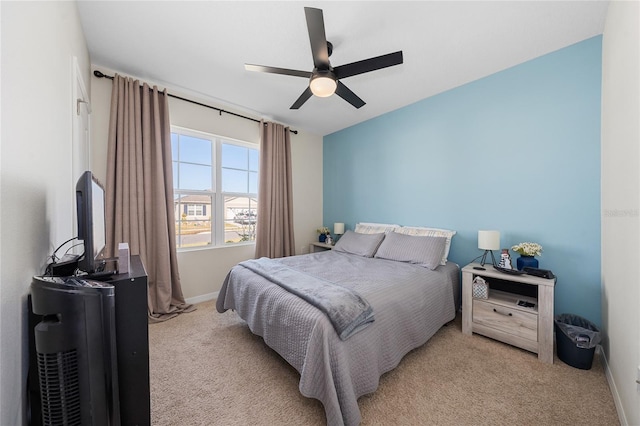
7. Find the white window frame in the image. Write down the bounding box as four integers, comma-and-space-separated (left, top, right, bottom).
172, 125, 259, 251
187, 204, 204, 217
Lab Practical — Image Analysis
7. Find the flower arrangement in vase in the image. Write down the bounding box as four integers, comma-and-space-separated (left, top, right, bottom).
317, 226, 330, 243
511, 242, 542, 270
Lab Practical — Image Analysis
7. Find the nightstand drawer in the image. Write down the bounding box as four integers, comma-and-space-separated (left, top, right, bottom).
473, 299, 537, 342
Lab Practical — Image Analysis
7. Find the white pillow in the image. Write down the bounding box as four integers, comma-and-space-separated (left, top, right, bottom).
394, 226, 456, 265
354, 222, 400, 234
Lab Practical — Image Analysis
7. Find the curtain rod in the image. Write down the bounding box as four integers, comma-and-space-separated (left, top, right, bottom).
93, 70, 298, 135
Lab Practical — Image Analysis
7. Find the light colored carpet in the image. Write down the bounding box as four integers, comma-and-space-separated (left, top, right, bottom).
148, 300, 619, 425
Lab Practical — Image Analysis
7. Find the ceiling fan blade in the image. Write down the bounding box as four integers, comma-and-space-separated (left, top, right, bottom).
245, 64, 311, 78
335, 81, 365, 109
333, 51, 403, 80
290, 87, 313, 109
304, 7, 330, 69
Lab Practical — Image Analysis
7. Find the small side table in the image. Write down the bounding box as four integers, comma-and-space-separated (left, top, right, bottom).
309, 242, 334, 253
461, 263, 556, 364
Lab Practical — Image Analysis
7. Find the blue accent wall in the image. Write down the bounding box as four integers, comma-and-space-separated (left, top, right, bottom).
324, 36, 602, 325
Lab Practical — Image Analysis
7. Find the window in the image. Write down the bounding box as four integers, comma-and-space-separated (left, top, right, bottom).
187, 204, 204, 216
172, 127, 258, 249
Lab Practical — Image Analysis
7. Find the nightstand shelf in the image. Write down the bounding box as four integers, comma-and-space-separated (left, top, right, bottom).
462, 263, 556, 363
310, 242, 334, 252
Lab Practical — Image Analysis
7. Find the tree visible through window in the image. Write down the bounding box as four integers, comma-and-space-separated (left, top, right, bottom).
172, 127, 258, 249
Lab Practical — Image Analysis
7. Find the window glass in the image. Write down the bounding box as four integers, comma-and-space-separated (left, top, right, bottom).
174, 195, 212, 248
178, 163, 212, 191
222, 144, 248, 169
249, 171, 258, 194
171, 133, 179, 160
249, 149, 259, 172
179, 135, 212, 165
221, 142, 258, 194
222, 168, 248, 193
172, 128, 258, 249
224, 196, 257, 243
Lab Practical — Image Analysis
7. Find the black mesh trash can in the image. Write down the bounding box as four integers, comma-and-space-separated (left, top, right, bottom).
554, 314, 601, 370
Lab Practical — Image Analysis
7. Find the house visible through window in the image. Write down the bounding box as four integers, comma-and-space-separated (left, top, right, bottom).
172, 126, 258, 249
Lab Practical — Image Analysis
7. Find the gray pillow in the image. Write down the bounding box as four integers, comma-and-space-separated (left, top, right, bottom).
333, 230, 385, 258
374, 231, 447, 270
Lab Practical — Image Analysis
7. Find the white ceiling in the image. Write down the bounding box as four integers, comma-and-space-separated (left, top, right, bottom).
76, 1, 609, 136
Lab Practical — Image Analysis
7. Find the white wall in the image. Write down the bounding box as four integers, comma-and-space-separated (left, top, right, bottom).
601, 1, 640, 424
0, 1, 90, 424
90, 67, 323, 301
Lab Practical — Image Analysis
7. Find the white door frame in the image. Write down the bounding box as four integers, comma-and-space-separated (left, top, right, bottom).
72, 56, 91, 241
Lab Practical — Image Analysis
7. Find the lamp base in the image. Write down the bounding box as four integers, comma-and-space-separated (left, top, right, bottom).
480, 250, 497, 267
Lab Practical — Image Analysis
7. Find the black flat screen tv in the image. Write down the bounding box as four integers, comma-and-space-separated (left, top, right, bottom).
76, 171, 107, 274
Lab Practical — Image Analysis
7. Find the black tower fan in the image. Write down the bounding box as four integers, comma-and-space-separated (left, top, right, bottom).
30, 276, 121, 426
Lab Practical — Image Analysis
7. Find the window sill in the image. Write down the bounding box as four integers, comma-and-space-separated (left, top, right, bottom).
177, 242, 255, 253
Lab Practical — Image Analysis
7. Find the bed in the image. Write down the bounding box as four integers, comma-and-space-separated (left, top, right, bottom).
216, 224, 459, 426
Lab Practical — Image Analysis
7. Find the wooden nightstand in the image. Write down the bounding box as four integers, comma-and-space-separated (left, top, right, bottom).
309, 242, 334, 253
461, 263, 556, 364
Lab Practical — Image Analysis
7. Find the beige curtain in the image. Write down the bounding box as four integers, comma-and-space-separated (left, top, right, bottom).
106, 74, 194, 322
255, 121, 296, 258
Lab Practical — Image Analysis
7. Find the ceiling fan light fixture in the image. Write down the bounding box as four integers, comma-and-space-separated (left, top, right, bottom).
245, 7, 403, 109
309, 74, 337, 97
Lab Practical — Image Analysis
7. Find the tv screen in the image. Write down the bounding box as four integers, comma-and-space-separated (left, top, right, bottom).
76, 171, 107, 274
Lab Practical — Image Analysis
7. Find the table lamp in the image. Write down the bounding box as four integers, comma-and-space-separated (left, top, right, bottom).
478, 230, 500, 267
334, 223, 344, 241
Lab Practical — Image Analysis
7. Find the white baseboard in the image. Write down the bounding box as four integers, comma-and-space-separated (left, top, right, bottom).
599, 345, 628, 425
185, 291, 218, 305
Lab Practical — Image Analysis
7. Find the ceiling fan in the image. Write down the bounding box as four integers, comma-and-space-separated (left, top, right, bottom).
245, 7, 403, 110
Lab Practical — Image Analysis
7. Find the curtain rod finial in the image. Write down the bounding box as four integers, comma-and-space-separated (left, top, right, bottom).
93, 70, 114, 80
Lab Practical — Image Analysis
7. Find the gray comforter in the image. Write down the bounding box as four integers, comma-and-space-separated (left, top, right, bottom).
216, 251, 459, 426
238, 257, 374, 340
